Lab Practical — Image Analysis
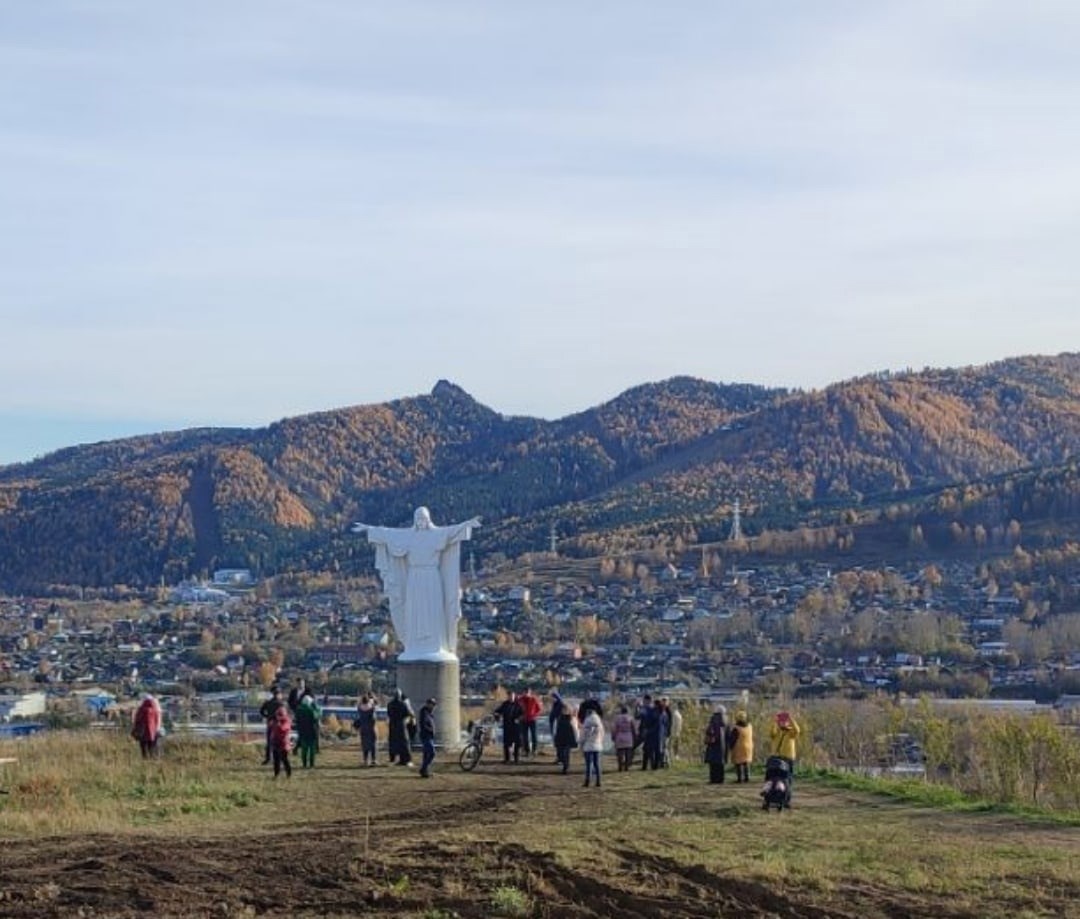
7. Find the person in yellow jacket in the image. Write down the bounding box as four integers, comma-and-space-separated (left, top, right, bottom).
769, 711, 800, 795
729, 710, 754, 783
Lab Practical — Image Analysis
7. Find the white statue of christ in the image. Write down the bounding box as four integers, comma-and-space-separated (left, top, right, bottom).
352, 507, 480, 662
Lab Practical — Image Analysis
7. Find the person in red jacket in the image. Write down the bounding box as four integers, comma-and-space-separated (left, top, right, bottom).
518, 687, 542, 757
269, 708, 293, 779
131, 694, 162, 758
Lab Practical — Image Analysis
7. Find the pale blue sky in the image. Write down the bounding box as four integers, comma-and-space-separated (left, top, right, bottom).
3, 2, 1079, 465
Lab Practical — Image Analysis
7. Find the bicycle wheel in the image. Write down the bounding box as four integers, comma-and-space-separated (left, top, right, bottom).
459, 743, 482, 771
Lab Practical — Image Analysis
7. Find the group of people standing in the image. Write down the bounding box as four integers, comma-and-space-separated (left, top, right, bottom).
491, 688, 544, 763
258, 678, 323, 778
352, 688, 439, 778
516, 691, 801, 797
545, 692, 686, 785
256, 679, 801, 797
705, 705, 802, 801
704, 705, 756, 783
377, 689, 438, 778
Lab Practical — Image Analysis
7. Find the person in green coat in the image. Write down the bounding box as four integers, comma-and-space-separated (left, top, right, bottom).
295, 693, 321, 768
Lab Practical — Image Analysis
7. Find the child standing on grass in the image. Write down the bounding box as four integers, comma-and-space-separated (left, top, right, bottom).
270, 707, 293, 779
581, 708, 605, 788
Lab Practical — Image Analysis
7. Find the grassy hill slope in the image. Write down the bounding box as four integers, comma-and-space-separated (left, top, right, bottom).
0, 734, 1076, 918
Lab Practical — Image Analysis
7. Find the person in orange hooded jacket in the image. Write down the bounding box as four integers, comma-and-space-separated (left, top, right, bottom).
131, 694, 162, 759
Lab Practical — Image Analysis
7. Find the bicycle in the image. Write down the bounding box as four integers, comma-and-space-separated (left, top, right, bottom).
459, 717, 494, 771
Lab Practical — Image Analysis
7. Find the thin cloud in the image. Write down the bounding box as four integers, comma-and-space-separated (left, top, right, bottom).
2, 2, 1080, 463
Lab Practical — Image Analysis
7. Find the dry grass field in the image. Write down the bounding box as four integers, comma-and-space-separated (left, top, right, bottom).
1, 732, 1078, 918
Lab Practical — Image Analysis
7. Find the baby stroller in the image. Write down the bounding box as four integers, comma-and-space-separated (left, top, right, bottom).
761, 755, 792, 812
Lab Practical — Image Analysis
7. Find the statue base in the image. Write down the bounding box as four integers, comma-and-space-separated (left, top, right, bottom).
396, 658, 462, 751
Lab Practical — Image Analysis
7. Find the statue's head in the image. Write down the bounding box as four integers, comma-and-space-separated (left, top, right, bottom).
413, 506, 433, 529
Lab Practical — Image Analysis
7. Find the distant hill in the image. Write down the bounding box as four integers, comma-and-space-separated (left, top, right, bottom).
1, 354, 1079, 592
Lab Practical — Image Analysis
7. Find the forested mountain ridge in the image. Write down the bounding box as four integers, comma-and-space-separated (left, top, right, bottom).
571, 353, 1080, 530
0, 355, 1078, 592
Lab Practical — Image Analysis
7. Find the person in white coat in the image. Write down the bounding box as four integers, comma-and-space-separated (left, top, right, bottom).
580, 709, 605, 788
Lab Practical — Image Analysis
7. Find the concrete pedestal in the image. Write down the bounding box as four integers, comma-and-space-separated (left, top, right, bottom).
396, 658, 461, 750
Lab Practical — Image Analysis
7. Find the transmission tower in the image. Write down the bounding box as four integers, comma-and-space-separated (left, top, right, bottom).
729, 497, 743, 541
549, 522, 558, 555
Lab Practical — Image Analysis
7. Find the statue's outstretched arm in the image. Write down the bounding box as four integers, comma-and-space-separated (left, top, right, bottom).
447, 517, 481, 542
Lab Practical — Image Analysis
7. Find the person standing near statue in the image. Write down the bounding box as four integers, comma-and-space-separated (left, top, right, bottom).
418, 697, 437, 778
386, 689, 415, 767
352, 507, 480, 662
494, 691, 525, 764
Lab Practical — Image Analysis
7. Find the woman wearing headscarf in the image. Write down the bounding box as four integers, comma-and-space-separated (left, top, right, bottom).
703, 704, 729, 784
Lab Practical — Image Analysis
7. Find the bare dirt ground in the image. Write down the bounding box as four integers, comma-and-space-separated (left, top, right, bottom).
2, 747, 1078, 918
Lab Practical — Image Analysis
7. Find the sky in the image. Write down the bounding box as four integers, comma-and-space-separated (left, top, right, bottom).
2, 2, 1079, 466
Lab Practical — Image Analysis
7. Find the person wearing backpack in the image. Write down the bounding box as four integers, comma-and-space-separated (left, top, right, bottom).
131, 694, 162, 759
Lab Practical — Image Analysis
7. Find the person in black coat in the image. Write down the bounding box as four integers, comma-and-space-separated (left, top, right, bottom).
704, 705, 729, 784
553, 706, 578, 774
386, 689, 415, 766
418, 698, 437, 778
637, 695, 663, 771
493, 692, 524, 764
258, 686, 285, 765
287, 677, 310, 715
354, 694, 378, 767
